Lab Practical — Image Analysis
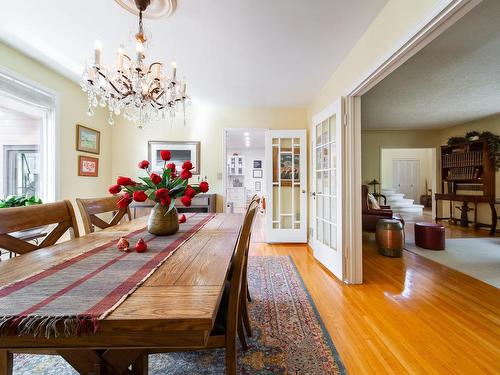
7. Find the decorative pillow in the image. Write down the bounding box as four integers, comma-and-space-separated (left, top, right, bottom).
367, 193, 381, 210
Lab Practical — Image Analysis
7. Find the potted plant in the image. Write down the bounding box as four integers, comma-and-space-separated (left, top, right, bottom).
0, 194, 42, 208
109, 150, 209, 235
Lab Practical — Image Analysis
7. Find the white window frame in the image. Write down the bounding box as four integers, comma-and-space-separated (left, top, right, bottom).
0, 67, 60, 202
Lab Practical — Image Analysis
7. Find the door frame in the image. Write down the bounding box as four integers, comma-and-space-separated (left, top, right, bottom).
323, 0, 481, 284
310, 99, 344, 280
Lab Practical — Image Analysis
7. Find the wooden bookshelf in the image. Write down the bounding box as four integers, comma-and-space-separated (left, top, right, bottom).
440, 140, 495, 198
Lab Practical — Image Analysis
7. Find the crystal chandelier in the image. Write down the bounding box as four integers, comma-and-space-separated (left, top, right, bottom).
80, 0, 189, 128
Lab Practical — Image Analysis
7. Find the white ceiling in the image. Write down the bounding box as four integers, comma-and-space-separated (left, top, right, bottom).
226, 129, 266, 150
361, 0, 500, 130
0, 0, 387, 107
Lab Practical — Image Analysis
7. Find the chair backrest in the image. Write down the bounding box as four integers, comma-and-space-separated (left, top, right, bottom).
226, 200, 259, 338
76, 196, 132, 234
361, 185, 369, 211
0, 200, 80, 255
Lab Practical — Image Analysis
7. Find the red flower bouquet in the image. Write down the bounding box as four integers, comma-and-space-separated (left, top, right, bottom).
109, 151, 209, 235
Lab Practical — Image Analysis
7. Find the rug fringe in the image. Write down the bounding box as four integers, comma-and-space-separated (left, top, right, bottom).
0, 314, 99, 338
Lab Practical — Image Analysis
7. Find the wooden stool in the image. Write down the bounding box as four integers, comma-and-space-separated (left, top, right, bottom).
415, 222, 445, 250
375, 219, 405, 257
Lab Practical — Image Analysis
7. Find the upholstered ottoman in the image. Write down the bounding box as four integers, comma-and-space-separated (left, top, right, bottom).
414, 222, 445, 250
375, 219, 405, 257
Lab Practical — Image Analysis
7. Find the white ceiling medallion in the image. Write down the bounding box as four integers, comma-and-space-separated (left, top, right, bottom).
114, 0, 177, 19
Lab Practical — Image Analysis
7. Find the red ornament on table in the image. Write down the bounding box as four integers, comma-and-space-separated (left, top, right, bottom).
178, 214, 187, 224
135, 238, 148, 253
117, 237, 130, 252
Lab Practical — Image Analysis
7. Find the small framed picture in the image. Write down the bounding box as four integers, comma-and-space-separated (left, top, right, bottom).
78, 155, 99, 177
253, 160, 262, 169
76, 124, 100, 154
253, 169, 263, 178
255, 181, 261, 191
148, 141, 201, 175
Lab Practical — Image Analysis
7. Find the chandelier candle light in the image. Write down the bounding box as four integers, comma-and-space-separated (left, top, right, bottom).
81, 0, 189, 128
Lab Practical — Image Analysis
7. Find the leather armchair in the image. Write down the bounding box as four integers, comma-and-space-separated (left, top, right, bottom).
362, 185, 404, 232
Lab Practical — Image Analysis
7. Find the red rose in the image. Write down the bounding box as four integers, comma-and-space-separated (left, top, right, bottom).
160, 196, 171, 206
180, 170, 192, 180
155, 188, 169, 199
166, 163, 176, 172
108, 184, 121, 194
199, 181, 209, 193
181, 195, 192, 207
182, 161, 193, 170
160, 150, 171, 161
138, 160, 149, 169
150, 173, 162, 185
178, 214, 187, 224
117, 193, 132, 209
185, 185, 196, 198
133, 190, 148, 202
117, 176, 132, 186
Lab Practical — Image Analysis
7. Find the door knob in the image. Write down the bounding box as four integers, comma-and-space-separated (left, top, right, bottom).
311, 192, 316, 197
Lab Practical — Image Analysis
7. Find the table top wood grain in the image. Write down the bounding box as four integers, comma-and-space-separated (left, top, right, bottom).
0, 213, 243, 350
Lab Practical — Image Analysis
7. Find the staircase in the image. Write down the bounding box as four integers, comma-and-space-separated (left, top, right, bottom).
381, 189, 424, 214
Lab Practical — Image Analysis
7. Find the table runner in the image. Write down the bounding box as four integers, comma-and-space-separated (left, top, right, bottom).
0, 213, 214, 338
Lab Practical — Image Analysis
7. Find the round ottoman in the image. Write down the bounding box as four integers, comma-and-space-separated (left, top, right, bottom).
414, 222, 445, 250
375, 219, 405, 257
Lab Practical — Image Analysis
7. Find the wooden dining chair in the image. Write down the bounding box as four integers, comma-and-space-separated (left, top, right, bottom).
147, 200, 260, 375
76, 196, 132, 235
0, 200, 79, 256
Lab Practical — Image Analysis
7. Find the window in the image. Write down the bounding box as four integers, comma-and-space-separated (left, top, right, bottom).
0, 70, 57, 202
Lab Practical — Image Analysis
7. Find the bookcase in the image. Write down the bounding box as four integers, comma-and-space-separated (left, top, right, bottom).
440, 140, 495, 198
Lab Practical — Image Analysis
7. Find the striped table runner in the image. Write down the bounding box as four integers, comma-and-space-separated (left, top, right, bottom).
0, 213, 214, 338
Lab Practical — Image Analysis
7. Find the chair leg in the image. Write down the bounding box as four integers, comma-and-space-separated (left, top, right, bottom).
225, 339, 237, 375
237, 318, 248, 350
242, 298, 253, 337
246, 283, 252, 302
0, 351, 13, 375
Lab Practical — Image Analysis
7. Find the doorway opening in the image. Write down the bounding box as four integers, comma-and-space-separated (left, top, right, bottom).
223, 128, 266, 214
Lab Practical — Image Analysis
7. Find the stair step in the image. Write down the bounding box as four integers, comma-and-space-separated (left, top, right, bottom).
394, 206, 424, 213
387, 198, 414, 204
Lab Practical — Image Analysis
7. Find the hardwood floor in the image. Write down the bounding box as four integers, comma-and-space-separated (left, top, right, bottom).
250, 213, 500, 374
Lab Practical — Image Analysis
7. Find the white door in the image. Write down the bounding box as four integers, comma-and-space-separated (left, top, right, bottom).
265, 130, 307, 243
311, 99, 344, 280
392, 159, 420, 201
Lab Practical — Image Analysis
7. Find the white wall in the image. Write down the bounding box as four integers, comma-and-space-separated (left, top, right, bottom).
227, 148, 266, 197
381, 148, 434, 196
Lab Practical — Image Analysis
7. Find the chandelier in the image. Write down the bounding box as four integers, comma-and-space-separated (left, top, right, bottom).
80, 0, 189, 128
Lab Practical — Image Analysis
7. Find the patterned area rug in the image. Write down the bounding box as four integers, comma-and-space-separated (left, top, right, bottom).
13, 256, 346, 374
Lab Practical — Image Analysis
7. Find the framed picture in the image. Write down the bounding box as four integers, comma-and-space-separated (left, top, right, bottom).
76, 124, 100, 154
78, 155, 99, 177
253, 160, 262, 169
255, 181, 261, 191
273, 148, 299, 186
253, 169, 263, 178
148, 141, 201, 175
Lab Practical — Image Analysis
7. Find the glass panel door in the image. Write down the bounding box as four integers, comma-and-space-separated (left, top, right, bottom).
265, 130, 306, 243
311, 99, 343, 280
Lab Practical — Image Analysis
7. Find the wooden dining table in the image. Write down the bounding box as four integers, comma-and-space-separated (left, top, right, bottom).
0, 213, 243, 375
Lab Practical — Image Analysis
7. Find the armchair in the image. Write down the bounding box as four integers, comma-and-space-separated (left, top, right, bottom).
362, 185, 404, 232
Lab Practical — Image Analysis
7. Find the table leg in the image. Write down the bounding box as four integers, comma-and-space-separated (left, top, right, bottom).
131, 353, 148, 375
490, 203, 497, 236
0, 351, 13, 375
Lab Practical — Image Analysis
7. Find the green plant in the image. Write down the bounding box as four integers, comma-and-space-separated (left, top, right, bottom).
0, 194, 43, 208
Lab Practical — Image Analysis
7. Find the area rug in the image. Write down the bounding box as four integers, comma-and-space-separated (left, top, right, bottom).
12, 256, 346, 374
406, 237, 500, 288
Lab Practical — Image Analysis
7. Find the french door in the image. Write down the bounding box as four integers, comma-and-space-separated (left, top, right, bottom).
311, 99, 344, 280
265, 130, 307, 243
392, 159, 420, 202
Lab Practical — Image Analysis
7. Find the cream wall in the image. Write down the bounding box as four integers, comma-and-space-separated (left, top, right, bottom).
112, 104, 308, 212
381, 148, 434, 196
0, 42, 112, 231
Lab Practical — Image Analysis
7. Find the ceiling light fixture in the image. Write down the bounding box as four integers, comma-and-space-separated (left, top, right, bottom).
244, 132, 250, 137
81, 0, 189, 128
